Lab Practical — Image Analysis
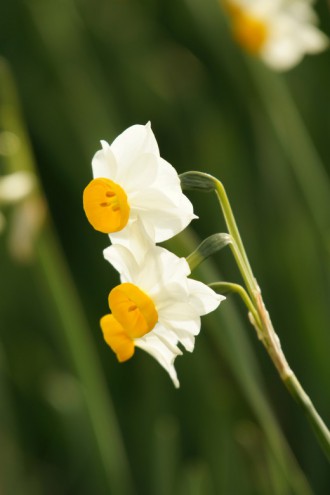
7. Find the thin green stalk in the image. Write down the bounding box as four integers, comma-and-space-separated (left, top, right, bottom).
180, 171, 257, 296
284, 373, 330, 461
216, 175, 330, 461
213, 178, 256, 290
209, 281, 261, 330
254, 293, 330, 462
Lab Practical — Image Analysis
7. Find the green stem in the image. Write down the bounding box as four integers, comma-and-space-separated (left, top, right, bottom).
181, 170, 330, 461
213, 178, 256, 289
209, 281, 261, 329
253, 292, 330, 462
181, 171, 257, 297
284, 373, 330, 461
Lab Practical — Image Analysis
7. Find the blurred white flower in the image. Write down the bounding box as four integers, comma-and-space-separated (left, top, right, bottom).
101, 244, 225, 387
223, 0, 328, 70
83, 123, 196, 261
0, 170, 35, 237
0, 170, 45, 261
0, 171, 35, 205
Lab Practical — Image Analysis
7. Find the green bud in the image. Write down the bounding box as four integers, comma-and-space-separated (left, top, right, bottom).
186, 233, 232, 271
180, 171, 216, 192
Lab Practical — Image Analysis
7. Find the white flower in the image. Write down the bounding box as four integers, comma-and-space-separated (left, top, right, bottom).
101, 244, 225, 387
223, 0, 328, 70
83, 123, 196, 261
0, 170, 36, 237
0, 171, 35, 205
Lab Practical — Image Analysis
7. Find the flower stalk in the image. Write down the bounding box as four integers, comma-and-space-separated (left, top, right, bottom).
181, 171, 330, 461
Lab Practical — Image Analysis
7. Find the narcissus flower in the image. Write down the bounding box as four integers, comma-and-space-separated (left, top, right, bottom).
223, 0, 328, 70
83, 123, 196, 261
0, 171, 35, 234
101, 245, 224, 387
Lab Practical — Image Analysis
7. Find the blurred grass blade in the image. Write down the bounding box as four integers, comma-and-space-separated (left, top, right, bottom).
152, 415, 180, 495
0, 343, 42, 495
247, 61, 330, 253
0, 58, 135, 495
178, 461, 215, 495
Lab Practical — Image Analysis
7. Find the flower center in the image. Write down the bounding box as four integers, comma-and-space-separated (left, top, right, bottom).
83, 178, 130, 233
100, 283, 158, 362
224, 2, 268, 54
232, 13, 268, 53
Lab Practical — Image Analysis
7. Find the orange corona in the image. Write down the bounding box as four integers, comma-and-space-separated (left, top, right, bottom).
232, 12, 267, 54
83, 178, 130, 233
101, 283, 158, 362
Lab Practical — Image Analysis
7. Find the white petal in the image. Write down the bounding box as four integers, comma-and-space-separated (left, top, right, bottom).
174, 330, 195, 352
187, 279, 224, 315
110, 123, 159, 171
164, 317, 201, 351
132, 188, 196, 243
262, 37, 303, 70
298, 26, 329, 53
135, 323, 182, 388
109, 218, 154, 264
154, 157, 183, 195
154, 158, 196, 210
142, 203, 196, 243
158, 301, 200, 321
103, 244, 138, 282
91, 141, 118, 179
165, 316, 201, 336
120, 246, 190, 296
122, 153, 159, 193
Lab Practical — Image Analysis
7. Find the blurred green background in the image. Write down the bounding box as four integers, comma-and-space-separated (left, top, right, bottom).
1, 0, 330, 494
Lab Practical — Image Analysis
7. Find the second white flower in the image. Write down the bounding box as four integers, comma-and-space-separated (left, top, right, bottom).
101, 244, 225, 387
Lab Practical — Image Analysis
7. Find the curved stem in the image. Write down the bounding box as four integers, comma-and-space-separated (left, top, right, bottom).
284, 373, 330, 461
209, 281, 261, 329
213, 179, 257, 291
180, 171, 257, 297
181, 170, 330, 461
254, 292, 330, 461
